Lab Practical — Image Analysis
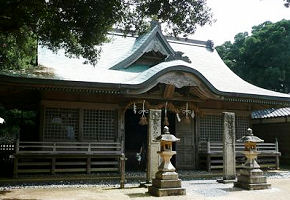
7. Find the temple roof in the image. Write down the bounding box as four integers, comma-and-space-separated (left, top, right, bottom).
252, 107, 290, 119
1, 23, 290, 104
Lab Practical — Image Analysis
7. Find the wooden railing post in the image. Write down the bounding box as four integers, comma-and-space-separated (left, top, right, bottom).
51, 157, 56, 175
275, 138, 280, 170
13, 157, 18, 178
206, 138, 211, 172
120, 153, 127, 188
13, 136, 20, 178
15, 136, 19, 154
53, 143, 56, 152
88, 143, 91, 153
87, 157, 91, 174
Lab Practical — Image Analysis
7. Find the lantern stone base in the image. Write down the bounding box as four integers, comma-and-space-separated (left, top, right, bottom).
217, 177, 237, 184
234, 168, 271, 190
148, 186, 186, 197
148, 171, 186, 197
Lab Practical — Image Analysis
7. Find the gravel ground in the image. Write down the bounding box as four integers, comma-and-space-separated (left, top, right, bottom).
1, 170, 290, 200
1, 178, 290, 200
1, 169, 290, 190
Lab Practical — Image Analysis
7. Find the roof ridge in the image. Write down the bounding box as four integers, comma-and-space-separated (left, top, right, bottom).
109, 29, 214, 50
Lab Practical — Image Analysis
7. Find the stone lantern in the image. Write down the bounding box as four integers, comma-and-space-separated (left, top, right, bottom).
234, 128, 271, 190
148, 126, 186, 197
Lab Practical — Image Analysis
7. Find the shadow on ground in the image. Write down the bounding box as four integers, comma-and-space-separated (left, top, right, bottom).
1, 190, 40, 200
0, 190, 11, 195
126, 192, 151, 198
1, 199, 39, 200
103, 186, 140, 190
220, 187, 243, 192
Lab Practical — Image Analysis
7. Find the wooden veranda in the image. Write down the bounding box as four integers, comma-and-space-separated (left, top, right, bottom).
12, 140, 126, 187
198, 140, 280, 171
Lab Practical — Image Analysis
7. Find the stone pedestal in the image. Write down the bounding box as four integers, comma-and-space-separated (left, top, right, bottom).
218, 112, 236, 183
148, 171, 185, 197
234, 168, 271, 190
235, 129, 271, 190
148, 126, 186, 197
234, 151, 271, 190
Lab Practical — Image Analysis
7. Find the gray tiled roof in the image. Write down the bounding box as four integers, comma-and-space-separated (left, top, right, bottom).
1, 25, 290, 102
252, 107, 290, 119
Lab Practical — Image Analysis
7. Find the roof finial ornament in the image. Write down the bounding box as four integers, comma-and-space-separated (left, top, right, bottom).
150, 20, 161, 30
206, 40, 214, 51
163, 126, 170, 134
247, 128, 253, 136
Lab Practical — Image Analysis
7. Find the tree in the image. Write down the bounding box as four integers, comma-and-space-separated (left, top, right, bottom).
285, 0, 290, 7
0, 0, 213, 69
216, 20, 290, 93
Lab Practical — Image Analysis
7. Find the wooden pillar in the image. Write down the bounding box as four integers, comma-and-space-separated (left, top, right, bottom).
13, 136, 19, 178
78, 108, 84, 141
146, 109, 161, 183
13, 157, 18, 178
118, 108, 125, 153
87, 157, 91, 174
39, 104, 45, 141
206, 138, 211, 172
195, 114, 200, 169
51, 157, 56, 175
120, 153, 126, 188
275, 138, 280, 170
118, 107, 126, 188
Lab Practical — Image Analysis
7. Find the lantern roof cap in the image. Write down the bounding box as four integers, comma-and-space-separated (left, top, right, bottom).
155, 126, 180, 142
236, 128, 264, 143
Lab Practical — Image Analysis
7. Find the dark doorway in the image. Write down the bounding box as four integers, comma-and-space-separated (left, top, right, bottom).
0, 108, 39, 177
125, 109, 148, 171
124, 109, 177, 171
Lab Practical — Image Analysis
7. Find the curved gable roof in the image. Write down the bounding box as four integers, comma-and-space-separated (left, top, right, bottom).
1, 24, 290, 104
109, 25, 175, 70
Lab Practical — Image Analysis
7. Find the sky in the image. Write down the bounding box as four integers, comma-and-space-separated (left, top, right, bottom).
192, 0, 290, 46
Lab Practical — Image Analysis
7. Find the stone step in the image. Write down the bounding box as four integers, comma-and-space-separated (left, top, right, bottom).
237, 175, 267, 184
152, 179, 181, 188
239, 169, 264, 176
148, 186, 186, 197
234, 182, 271, 190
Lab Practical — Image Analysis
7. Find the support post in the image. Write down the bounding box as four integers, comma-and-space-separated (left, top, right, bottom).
13, 157, 18, 178
87, 157, 91, 174
120, 153, 126, 188
275, 138, 280, 170
146, 109, 161, 183
51, 157, 56, 175
13, 136, 20, 178
206, 138, 211, 172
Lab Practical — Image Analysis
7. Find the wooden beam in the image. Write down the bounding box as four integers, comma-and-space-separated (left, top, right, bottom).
163, 84, 175, 99
190, 87, 209, 100
124, 94, 203, 102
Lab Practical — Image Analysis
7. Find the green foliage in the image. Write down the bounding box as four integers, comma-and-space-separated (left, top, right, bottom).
285, 0, 290, 7
0, 26, 37, 70
216, 20, 290, 93
0, 107, 36, 143
0, 0, 212, 69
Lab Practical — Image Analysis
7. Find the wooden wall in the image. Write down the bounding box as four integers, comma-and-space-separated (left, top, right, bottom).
253, 122, 290, 165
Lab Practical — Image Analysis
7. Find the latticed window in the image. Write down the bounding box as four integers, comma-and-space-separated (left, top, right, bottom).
236, 116, 249, 139
83, 109, 117, 141
43, 107, 118, 141
200, 115, 223, 141
200, 114, 250, 142
44, 108, 79, 141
